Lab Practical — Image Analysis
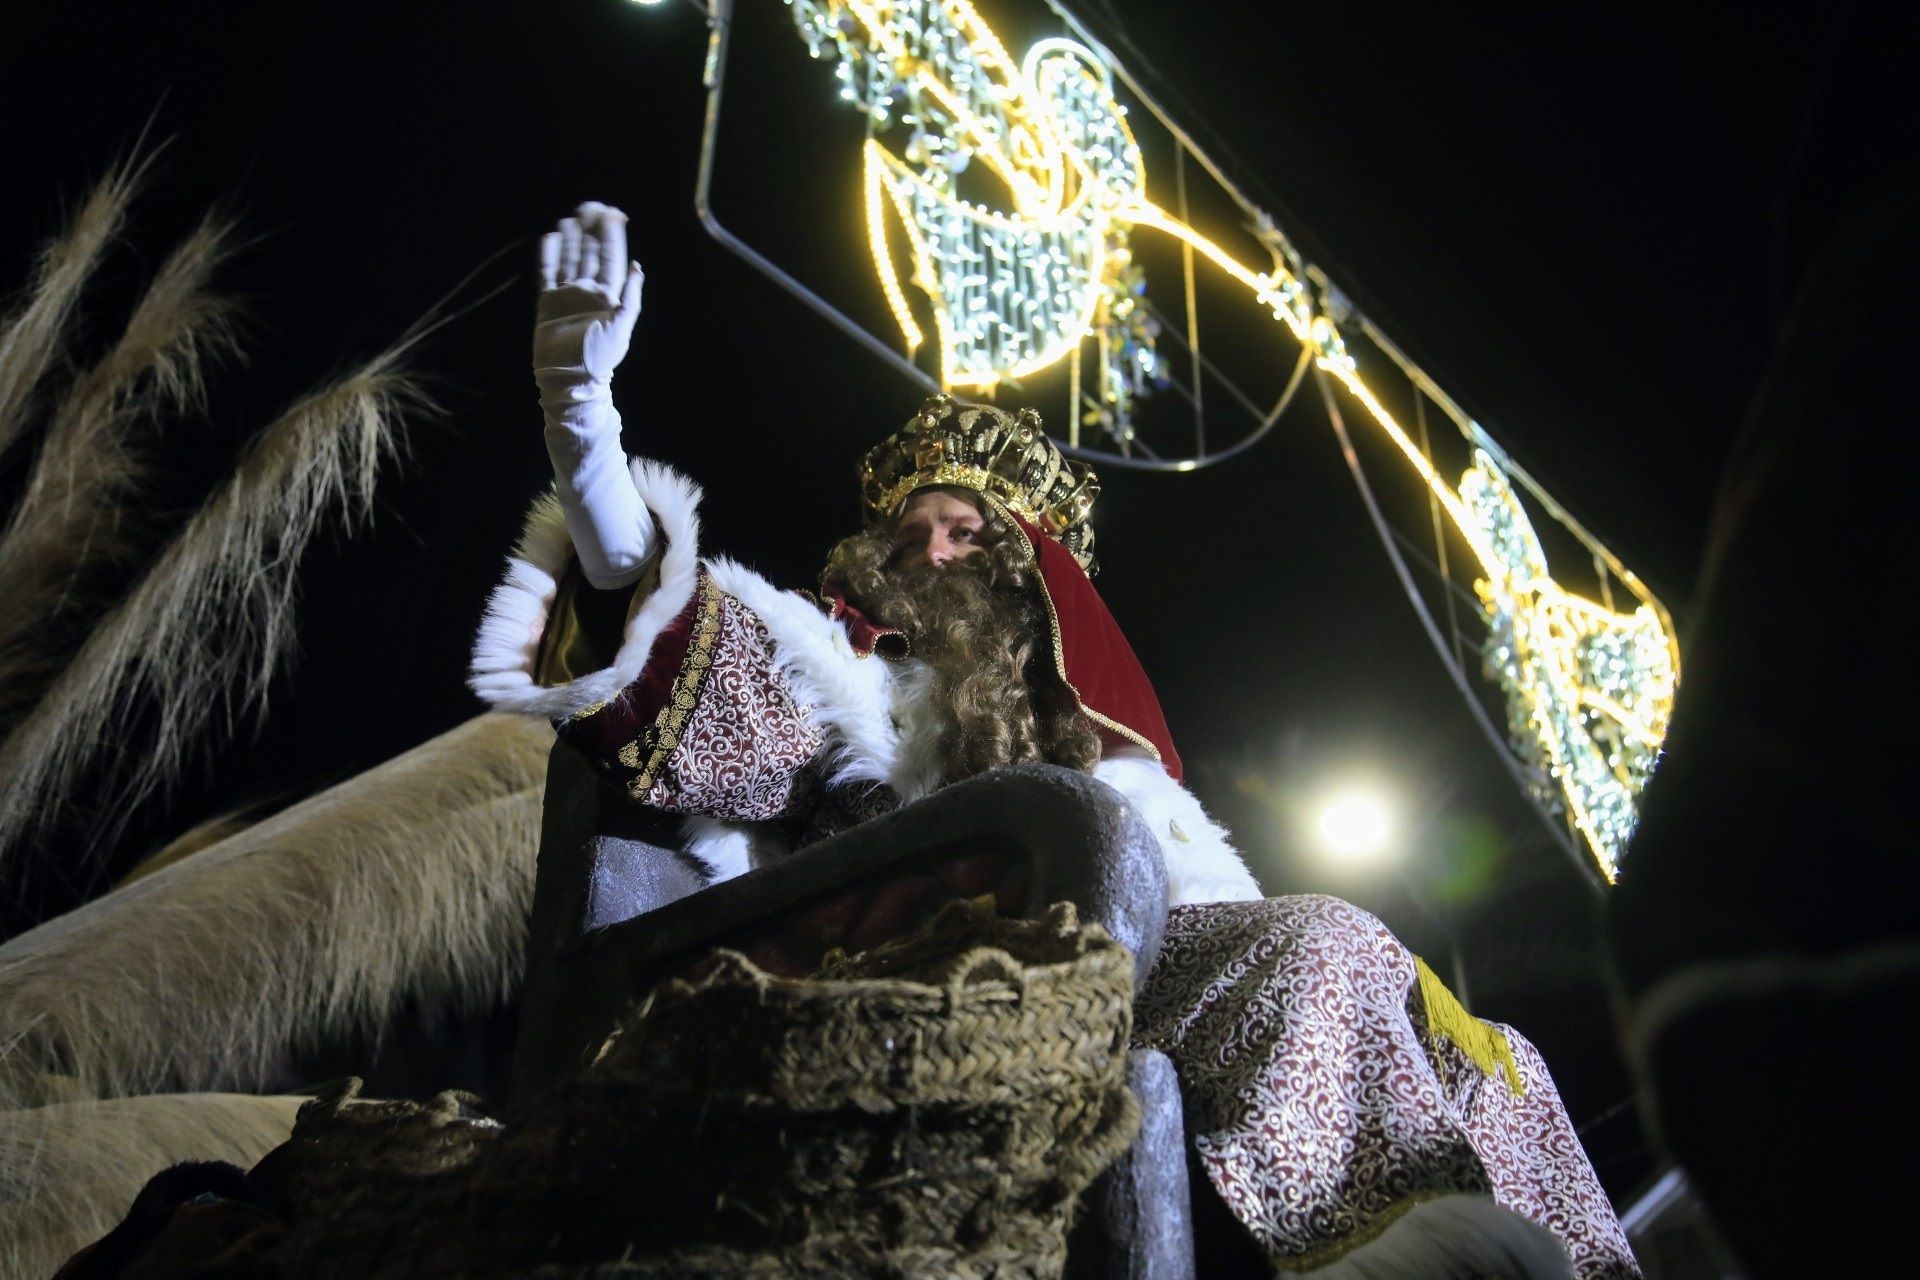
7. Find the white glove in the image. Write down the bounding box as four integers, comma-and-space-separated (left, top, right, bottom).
534, 202, 655, 590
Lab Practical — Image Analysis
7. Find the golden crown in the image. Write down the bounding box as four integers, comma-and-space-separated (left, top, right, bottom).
858, 395, 1101, 572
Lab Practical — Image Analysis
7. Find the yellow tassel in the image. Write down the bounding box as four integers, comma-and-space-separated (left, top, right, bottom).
1414, 956, 1525, 1097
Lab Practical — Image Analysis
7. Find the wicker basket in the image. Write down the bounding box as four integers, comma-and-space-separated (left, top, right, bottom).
271, 900, 1138, 1280
475, 899, 1140, 1279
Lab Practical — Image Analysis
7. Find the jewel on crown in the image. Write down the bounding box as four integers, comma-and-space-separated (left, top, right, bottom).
858, 395, 1101, 573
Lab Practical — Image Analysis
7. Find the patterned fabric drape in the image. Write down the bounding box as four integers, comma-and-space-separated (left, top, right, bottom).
1136, 896, 1640, 1278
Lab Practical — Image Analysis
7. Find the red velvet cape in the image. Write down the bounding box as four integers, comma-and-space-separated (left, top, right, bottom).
1007, 514, 1182, 782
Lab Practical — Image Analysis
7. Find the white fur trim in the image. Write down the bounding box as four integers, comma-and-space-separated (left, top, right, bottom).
700, 558, 918, 796
1093, 749, 1263, 907
469, 459, 703, 720
679, 815, 789, 883
881, 660, 946, 805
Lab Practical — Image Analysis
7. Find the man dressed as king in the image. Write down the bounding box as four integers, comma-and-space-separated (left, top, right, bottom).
469, 202, 1641, 1278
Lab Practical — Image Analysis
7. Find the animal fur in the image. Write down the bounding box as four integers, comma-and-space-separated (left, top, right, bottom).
0, 1092, 300, 1280
114, 812, 259, 888
1296, 1193, 1573, 1279
679, 815, 788, 883
0, 149, 144, 461
0, 211, 242, 722
1092, 750, 1261, 906
0, 713, 549, 1113
0, 340, 429, 857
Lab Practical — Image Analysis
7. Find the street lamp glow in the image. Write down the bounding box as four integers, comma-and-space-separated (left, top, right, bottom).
1316, 790, 1395, 862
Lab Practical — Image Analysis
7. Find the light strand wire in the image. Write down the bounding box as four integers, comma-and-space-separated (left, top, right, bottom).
1314, 367, 1599, 894
1414, 389, 1469, 674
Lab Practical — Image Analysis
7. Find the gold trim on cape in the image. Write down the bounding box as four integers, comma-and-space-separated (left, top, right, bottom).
618, 574, 726, 797
982, 494, 1162, 767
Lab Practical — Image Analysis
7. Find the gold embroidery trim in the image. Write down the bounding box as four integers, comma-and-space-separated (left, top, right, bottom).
982, 494, 1163, 765
624, 574, 725, 798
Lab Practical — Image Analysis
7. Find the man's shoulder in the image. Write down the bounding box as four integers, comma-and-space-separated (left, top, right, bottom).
702, 556, 890, 668
702, 558, 831, 628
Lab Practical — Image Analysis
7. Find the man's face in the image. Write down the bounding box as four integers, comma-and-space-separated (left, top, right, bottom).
890, 489, 985, 569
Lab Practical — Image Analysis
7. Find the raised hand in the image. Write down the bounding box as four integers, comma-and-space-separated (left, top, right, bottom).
531, 204, 656, 590
533, 202, 645, 385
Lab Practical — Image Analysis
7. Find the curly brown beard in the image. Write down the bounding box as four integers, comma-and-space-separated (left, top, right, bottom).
821, 513, 1101, 783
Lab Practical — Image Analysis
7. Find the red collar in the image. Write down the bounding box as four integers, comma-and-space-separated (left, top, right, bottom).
823, 592, 907, 658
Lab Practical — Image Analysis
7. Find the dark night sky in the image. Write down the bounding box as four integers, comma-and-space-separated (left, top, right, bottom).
4, 0, 1883, 1199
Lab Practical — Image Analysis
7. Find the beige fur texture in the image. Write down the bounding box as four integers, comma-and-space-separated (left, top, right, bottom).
0, 713, 550, 1112
0, 1091, 301, 1280
0, 148, 143, 460
0, 341, 429, 855
115, 812, 259, 888
0, 210, 242, 724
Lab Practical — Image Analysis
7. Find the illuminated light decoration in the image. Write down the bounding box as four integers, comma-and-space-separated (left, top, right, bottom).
776, 0, 1678, 880
865, 141, 1110, 385
1461, 455, 1676, 876
788, 0, 1148, 392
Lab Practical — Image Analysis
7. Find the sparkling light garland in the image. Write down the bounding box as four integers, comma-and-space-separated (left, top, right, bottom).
778, 0, 1677, 879
1461, 455, 1676, 872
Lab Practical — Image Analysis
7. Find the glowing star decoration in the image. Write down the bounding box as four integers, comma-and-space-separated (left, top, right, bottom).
778, 0, 1679, 880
